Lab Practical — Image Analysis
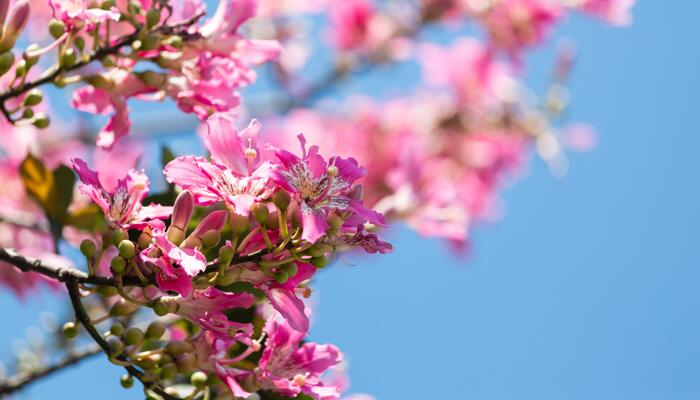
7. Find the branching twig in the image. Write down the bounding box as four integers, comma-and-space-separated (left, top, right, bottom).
65, 277, 179, 400
0, 344, 102, 395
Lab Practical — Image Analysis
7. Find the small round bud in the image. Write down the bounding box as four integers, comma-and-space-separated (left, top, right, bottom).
0, 52, 15, 77
219, 246, 234, 265
166, 340, 193, 357
14, 60, 26, 77
111, 229, 127, 247
74, 36, 85, 51
85, 73, 112, 89
274, 269, 289, 285
124, 327, 144, 346
23, 44, 39, 67
161, 362, 178, 380
146, 321, 166, 341
107, 336, 124, 352
272, 190, 291, 212
110, 322, 124, 336
175, 353, 196, 373
118, 240, 136, 259
48, 19, 66, 39
146, 8, 161, 28
327, 165, 339, 177
120, 374, 134, 389
22, 89, 42, 107
308, 243, 333, 258
282, 262, 298, 277
110, 256, 126, 274
21, 108, 33, 119
151, 301, 169, 317
230, 214, 250, 236
202, 230, 220, 249
31, 113, 49, 129
101, 0, 115, 9
190, 371, 208, 387
140, 34, 160, 51
60, 48, 77, 68
80, 239, 96, 258
62, 322, 78, 339
110, 299, 138, 316
311, 256, 330, 269
251, 203, 269, 225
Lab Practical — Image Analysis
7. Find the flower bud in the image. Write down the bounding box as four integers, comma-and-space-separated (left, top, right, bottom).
62, 322, 78, 339
230, 213, 250, 236
182, 210, 227, 248
14, 58, 25, 76
166, 340, 193, 357
0, 0, 30, 52
0, 0, 8, 26
110, 322, 124, 336
110, 256, 126, 274
163, 35, 183, 48
21, 88, 41, 107
0, 51, 13, 76
111, 229, 127, 246
327, 213, 344, 234
274, 269, 289, 285
219, 245, 234, 265
110, 298, 138, 317
146, 321, 166, 341
80, 239, 96, 258
281, 262, 298, 277
118, 240, 136, 259
124, 327, 144, 346
146, 8, 161, 28
23, 43, 38, 67
96, 285, 118, 297
311, 255, 330, 269
101, 0, 115, 9
176, 353, 196, 373
140, 33, 160, 51
85, 73, 113, 89
74, 36, 85, 51
120, 374, 134, 389
202, 230, 220, 249
151, 298, 177, 316
21, 108, 32, 119
31, 113, 49, 129
190, 371, 208, 387
266, 211, 279, 229
168, 191, 193, 244
107, 336, 124, 352
48, 18, 65, 39
251, 203, 269, 225
308, 243, 333, 258
60, 48, 77, 68
272, 190, 291, 212
161, 362, 178, 380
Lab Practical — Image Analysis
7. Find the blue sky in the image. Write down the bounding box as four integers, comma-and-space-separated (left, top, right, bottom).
2, 1, 700, 399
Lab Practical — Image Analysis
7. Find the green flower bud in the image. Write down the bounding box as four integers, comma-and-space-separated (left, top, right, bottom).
60, 48, 77, 68
163, 35, 183, 49
190, 371, 208, 387
110, 322, 124, 336
311, 256, 330, 269
14, 59, 26, 77
101, 0, 115, 9
272, 190, 291, 212
23, 44, 39, 68
0, 52, 14, 77
110, 256, 126, 274
80, 239, 96, 258
136, 357, 157, 371
73, 36, 85, 51
202, 230, 220, 249
107, 336, 124, 352
111, 229, 127, 246
230, 213, 250, 236
22, 89, 41, 107
175, 353, 196, 373
124, 327, 144, 346
161, 362, 178, 380
96, 285, 118, 297
48, 19, 65, 39
31, 113, 49, 129
120, 374, 134, 389
85, 73, 113, 89
62, 322, 78, 339
251, 203, 269, 225
21, 108, 33, 119
146, 321, 166, 341
308, 243, 333, 258
110, 299, 138, 317
274, 269, 289, 285
266, 211, 279, 229
166, 340, 193, 357
118, 240, 136, 259
282, 262, 298, 277
151, 301, 169, 317
146, 8, 161, 29
140, 34, 160, 51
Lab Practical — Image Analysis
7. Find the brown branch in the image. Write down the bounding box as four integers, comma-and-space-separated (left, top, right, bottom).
65, 277, 179, 400
0, 13, 205, 122
0, 344, 102, 395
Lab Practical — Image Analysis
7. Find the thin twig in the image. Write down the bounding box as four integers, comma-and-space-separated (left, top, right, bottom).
0, 344, 102, 395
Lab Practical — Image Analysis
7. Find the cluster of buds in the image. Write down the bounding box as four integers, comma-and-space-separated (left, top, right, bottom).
65, 114, 390, 399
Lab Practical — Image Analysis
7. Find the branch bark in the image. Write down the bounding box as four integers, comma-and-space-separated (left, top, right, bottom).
0, 344, 102, 395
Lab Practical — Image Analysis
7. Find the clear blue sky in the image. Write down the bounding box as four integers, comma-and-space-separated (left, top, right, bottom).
2, 1, 699, 399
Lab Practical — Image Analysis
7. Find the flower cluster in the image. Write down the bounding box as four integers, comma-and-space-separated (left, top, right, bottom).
64, 114, 390, 399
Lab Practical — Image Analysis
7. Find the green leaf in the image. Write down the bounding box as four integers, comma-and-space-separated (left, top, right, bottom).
52, 164, 76, 223
19, 155, 76, 228
65, 204, 105, 232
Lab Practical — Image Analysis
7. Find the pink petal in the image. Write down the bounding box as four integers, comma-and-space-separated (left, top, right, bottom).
265, 287, 309, 333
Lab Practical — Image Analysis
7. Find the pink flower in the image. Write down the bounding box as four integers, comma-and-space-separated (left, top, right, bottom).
49, 0, 119, 31
71, 158, 171, 229
271, 134, 385, 243
576, 0, 635, 26
217, 315, 343, 400
164, 114, 274, 216
329, 0, 374, 50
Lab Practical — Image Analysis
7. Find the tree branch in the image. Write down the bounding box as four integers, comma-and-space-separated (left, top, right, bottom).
65, 277, 179, 400
0, 344, 102, 395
